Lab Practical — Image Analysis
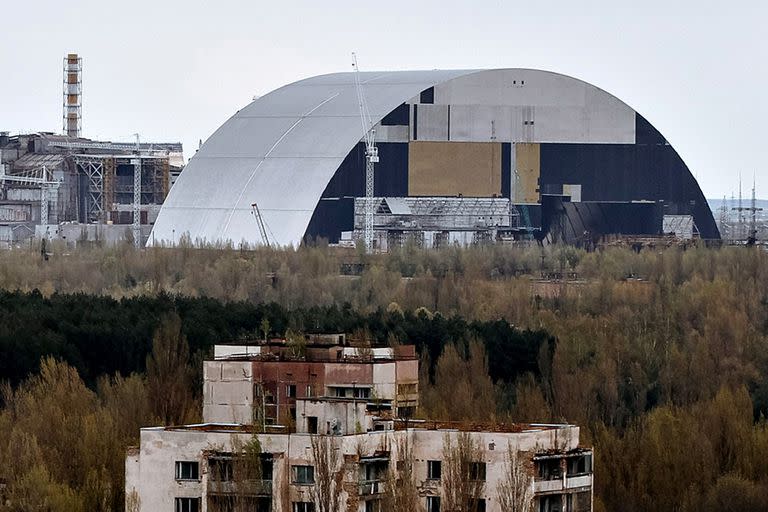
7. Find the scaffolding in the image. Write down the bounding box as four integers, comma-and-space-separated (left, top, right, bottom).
74, 155, 107, 222
0, 165, 61, 227
353, 196, 513, 249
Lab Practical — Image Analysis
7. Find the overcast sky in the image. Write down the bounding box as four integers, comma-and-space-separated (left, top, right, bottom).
1, 0, 765, 198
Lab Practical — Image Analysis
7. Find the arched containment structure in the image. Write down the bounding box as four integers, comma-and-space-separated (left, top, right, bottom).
150, 69, 718, 248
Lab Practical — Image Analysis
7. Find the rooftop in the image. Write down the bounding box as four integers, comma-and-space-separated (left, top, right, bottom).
213, 339, 417, 363
155, 420, 576, 436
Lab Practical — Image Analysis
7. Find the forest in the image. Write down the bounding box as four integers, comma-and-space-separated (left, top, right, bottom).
1, 242, 768, 511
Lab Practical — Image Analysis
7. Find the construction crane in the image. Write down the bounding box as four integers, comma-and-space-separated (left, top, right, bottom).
0, 165, 61, 231
131, 133, 141, 248
352, 53, 379, 253
251, 202, 271, 248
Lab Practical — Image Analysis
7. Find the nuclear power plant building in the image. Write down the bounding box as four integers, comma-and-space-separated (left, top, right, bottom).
150, 69, 719, 249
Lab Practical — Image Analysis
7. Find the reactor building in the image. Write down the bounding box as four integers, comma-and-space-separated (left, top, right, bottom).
150, 68, 719, 249
0, 54, 184, 247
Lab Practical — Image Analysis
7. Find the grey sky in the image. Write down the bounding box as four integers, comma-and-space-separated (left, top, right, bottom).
1, 0, 765, 198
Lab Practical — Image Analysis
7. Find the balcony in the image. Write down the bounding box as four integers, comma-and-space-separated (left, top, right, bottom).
359, 479, 386, 495
566, 474, 592, 490
207, 479, 273, 496
534, 474, 592, 494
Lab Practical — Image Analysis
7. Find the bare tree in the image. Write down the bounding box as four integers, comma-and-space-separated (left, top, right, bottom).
309, 435, 344, 512
146, 312, 195, 425
125, 489, 141, 512
382, 435, 422, 512
207, 435, 266, 512
497, 444, 534, 512
442, 432, 486, 512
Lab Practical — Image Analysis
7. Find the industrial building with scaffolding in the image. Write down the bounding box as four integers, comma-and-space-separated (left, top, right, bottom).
0, 54, 184, 247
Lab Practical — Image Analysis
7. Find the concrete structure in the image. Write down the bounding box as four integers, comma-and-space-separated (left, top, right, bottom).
151, 68, 718, 249
204, 338, 419, 426
0, 132, 183, 246
126, 338, 593, 512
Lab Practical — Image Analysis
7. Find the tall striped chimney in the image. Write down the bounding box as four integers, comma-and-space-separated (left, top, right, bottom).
63, 53, 82, 138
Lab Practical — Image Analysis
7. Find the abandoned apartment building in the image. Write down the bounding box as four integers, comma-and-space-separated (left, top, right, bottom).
125, 334, 593, 512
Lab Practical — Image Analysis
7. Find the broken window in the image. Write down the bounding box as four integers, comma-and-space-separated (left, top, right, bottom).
567, 454, 592, 476
538, 494, 563, 512
468, 462, 486, 481
360, 459, 389, 482
537, 458, 562, 480
354, 387, 370, 399
427, 460, 442, 480
209, 458, 234, 481
427, 496, 441, 512
468, 498, 486, 512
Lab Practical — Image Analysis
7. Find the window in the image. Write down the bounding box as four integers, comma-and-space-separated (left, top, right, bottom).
537, 459, 562, 480
261, 454, 274, 481
567, 454, 592, 476
175, 497, 200, 512
539, 494, 563, 512
426, 496, 441, 512
293, 502, 315, 512
175, 461, 199, 481
365, 500, 382, 512
397, 406, 415, 418
354, 387, 370, 399
574, 491, 591, 512
306, 384, 314, 397
286, 384, 297, 398
209, 458, 233, 481
468, 498, 486, 512
292, 465, 315, 484
469, 462, 486, 481
427, 460, 442, 480
361, 460, 388, 482
307, 416, 318, 434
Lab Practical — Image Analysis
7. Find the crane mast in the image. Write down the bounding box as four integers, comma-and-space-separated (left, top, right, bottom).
352, 53, 379, 252
251, 202, 271, 248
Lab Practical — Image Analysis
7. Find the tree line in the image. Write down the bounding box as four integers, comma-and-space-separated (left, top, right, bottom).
1, 243, 768, 510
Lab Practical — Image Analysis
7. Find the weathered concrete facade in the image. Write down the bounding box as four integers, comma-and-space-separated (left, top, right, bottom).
203, 342, 418, 427
127, 340, 593, 512
126, 424, 592, 512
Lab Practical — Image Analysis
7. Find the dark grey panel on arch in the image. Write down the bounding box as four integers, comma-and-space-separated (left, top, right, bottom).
381, 103, 410, 126
635, 113, 667, 145
420, 87, 435, 104
304, 197, 354, 243
538, 142, 719, 239
316, 142, 409, 199
304, 142, 409, 242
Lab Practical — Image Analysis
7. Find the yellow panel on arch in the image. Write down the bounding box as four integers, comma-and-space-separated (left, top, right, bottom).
408, 141, 502, 197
